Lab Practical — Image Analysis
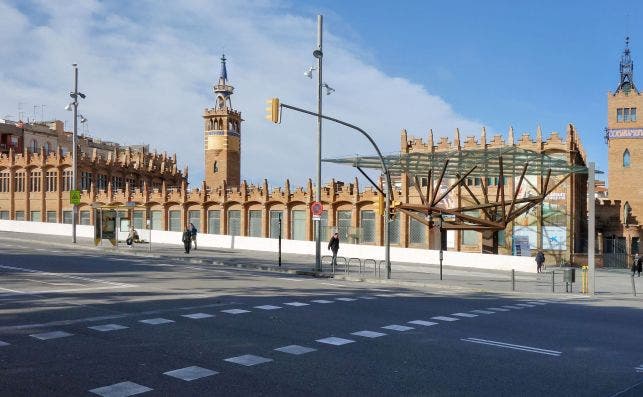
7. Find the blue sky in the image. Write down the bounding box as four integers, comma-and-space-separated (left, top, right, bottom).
0, 0, 637, 185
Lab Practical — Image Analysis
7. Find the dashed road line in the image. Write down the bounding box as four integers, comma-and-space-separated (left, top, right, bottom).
30, 331, 73, 340
88, 324, 129, 332
139, 318, 174, 325
316, 336, 355, 346
163, 366, 218, 381
89, 381, 152, 397
224, 354, 273, 366
431, 316, 459, 322
351, 330, 387, 338
408, 320, 438, 327
451, 312, 478, 318
275, 345, 317, 355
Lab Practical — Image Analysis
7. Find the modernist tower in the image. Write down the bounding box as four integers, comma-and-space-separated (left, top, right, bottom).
203, 55, 242, 189
607, 38, 643, 224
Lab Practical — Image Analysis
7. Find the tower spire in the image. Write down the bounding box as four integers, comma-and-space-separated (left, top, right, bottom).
214, 54, 234, 109
617, 37, 637, 93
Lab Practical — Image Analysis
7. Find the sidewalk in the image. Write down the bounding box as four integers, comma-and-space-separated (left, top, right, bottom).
2, 231, 641, 300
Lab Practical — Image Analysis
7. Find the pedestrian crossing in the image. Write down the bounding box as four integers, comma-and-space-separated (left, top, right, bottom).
0, 296, 559, 396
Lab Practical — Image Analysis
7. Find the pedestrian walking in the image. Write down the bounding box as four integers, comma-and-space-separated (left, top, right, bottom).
328, 232, 340, 270
182, 226, 192, 254
189, 222, 198, 250
633, 253, 642, 277
535, 250, 545, 273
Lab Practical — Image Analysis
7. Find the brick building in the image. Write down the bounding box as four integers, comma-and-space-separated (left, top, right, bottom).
0, 55, 588, 261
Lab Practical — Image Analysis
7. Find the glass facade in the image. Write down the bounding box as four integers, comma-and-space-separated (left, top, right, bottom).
360, 210, 376, 243
409, 217, 426, 245
228, 210, 241, 236
188, 210, 200, 232
248, 210, 262, 237
208, 210, 220, 234
168, 210, 181, 232
337, 210, 352, 242
269, 210, 283, 239
151, 211, 162, 230
291, 210, 306, 240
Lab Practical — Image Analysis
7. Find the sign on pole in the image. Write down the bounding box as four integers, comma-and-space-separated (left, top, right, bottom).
311, 201, 323, 217
70, 190, 81, 205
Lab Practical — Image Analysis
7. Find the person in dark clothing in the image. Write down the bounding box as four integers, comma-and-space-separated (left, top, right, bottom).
328, 232, 340, 269
633, 253, 642, 277
535, 250, 545, 273
182, 227, 192, 254
189, 222, 197, 250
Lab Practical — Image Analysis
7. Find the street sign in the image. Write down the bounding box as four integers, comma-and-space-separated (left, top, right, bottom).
442, 214, 456, 221
311, 201, 323, 216
70, 190, 81, 205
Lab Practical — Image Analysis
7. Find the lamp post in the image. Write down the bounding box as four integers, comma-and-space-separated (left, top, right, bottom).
66, 64, 86, 243
313, 14, 323, 272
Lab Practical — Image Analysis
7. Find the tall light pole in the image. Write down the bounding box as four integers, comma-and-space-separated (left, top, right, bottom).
66, 64, 86, 243
313, 15, 323, 272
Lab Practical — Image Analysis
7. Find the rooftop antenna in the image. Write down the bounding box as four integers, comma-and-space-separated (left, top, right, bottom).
41, 105, 46, 122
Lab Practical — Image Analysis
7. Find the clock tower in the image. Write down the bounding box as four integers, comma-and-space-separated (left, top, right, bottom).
203, 55, 242, 189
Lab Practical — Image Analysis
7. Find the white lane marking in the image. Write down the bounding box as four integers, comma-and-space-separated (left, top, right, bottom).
635, 365, 643, 372
351, 330, 387, 338
525, 301, 547, 305
515, 303, 536, 308
0, 340, 10, 347
163, 366, 219, 381
89, 381, 153, 396
321, 282, 346, 287
408, 320, 438, 327
224, 354, 273, 366
23, 278, 85, 287
471, 310, 495, 315
359, 296, 377, 300
431, 316, 459, 322
311, 299, 334, 304
462, 337, 561, 356
276, 277, 304, 282
139, 318, 174, 325
254, 305, 282, 310
185, 266, 206, 271
275, 345, 317, 355
30, 331, 74, 340
487, 307, 510, 312
0, 265, 135, 287
501, 305, 524, 310
335, 297, 357, 301
88, 324, 129, 332
182, 313, 214, 319
0, 285, 133, 297
316, 336, 355, 346
451, 312, 478, 318
283, 302, 309, 307
382, 324, 414, 331
221, 309, 250, 314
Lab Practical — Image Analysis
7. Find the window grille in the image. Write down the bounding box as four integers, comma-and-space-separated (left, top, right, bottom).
248, 210, 262, 237
227, 210, 241, 236
208, 210, 220, 234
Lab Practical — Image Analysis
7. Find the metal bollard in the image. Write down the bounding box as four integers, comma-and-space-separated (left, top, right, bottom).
511, 269, 515, 291
632, 275, 637, 297
552, 271, 555, 293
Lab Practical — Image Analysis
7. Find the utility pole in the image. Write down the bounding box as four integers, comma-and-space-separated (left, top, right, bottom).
314, 15, 323, 272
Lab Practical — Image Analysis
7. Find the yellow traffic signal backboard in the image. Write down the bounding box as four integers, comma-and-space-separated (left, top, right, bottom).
265, 98, 280, 123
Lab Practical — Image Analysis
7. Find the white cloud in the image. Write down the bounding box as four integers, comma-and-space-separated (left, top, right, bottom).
0, 0, 484, 189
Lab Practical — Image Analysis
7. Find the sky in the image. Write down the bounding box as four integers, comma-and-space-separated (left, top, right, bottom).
0, 0, 637, 188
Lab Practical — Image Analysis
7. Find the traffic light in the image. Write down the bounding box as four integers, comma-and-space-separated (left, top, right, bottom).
265, 98, 280, 123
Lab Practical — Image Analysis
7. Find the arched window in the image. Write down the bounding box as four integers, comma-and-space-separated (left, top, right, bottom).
623, 149, 631, 167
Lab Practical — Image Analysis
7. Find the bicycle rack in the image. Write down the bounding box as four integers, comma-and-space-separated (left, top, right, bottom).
377, 260, 386, 279
321, 255, 333, 273
363, 259, 376, 277
348, 258, 361, 275
335, 257, 347, 275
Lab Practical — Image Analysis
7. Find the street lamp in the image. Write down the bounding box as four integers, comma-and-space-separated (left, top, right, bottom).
65, 63, 86, 244
313, 15, 324, 272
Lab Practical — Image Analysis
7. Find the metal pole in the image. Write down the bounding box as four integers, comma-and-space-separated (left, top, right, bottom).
588, 162, 595, 296
72, 64, 78, 244
439, 216, 443, 280
552, 270, 555, 293
632, 274, 637, 297
314, 15, 323, 273
280, 103, 393, 278
511, 269, 515, 291
278, 212, 282, 267
148, 212, 152, 253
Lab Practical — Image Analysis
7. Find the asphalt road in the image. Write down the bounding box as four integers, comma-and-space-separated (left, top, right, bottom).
1, 238, 643, 396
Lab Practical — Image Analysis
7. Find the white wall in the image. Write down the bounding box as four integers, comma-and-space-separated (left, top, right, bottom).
0, 220, 536, 273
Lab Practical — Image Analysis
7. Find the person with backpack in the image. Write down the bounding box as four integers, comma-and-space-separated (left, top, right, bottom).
189, 222, 197, 250
182, 226, 192, 254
